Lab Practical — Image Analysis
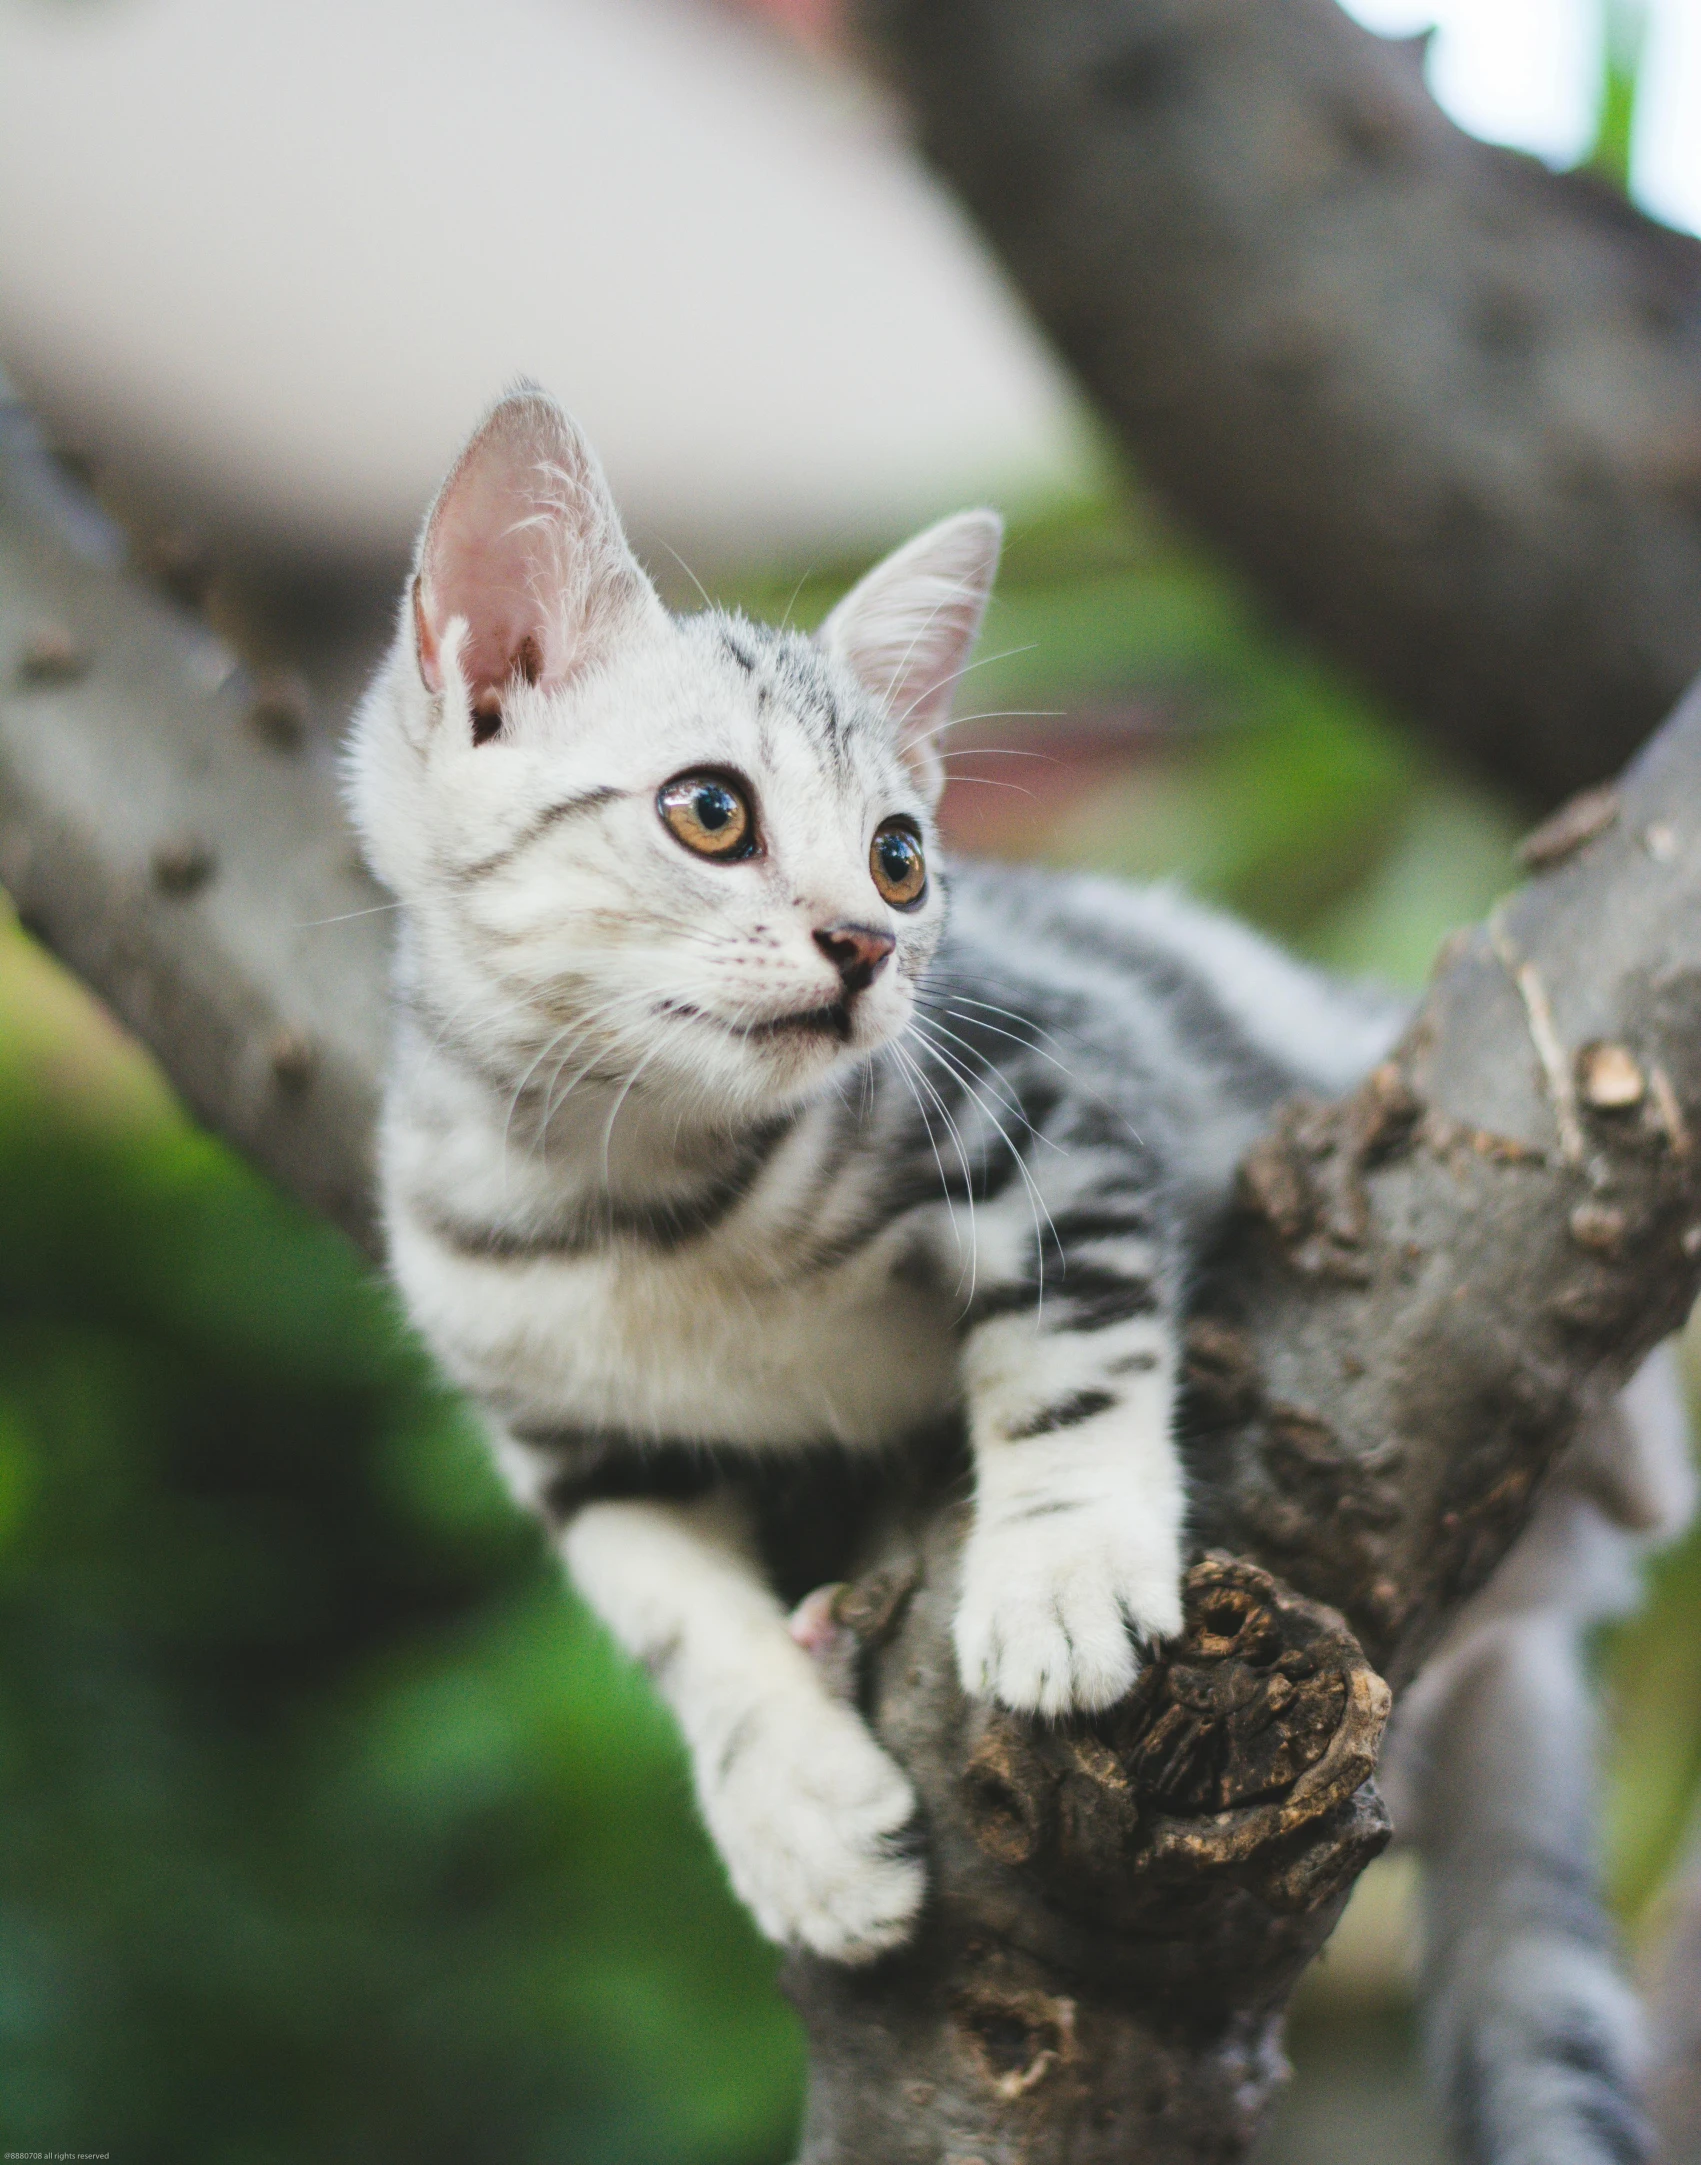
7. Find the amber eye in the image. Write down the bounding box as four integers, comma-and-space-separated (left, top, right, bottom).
658, 772, 756, 860
870, 820, 927, 908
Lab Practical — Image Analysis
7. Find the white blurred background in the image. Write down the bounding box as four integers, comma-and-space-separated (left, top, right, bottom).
0, 0, 1092, 574
1342, 0, 1701, 228
4, 0, 1694, 582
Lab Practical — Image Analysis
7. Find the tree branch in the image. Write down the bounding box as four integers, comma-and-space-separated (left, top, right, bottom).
0, 414, 383, 1252
854, 0, 1701, 808
7, 420, 1701, 2156
783, 691, 1701, 2158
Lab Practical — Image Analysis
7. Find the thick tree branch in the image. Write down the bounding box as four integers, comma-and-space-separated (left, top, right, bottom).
855, 0, 1701, 808
0, 416, 384, 1252
1199, 746, 1701, 1686
6, 423, 1701, 2156
784, 693, 1701, 2158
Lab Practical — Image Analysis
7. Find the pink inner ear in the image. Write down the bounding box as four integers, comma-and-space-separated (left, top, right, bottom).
411, 390, 652, 735
417, 455, 564, 713
409, 402, 584, 731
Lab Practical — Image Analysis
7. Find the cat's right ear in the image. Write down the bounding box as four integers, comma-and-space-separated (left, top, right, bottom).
412, 387, 658, 742
816, 508, 1002, 805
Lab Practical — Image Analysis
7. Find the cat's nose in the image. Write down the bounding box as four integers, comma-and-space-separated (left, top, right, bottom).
814, 922, 896, 996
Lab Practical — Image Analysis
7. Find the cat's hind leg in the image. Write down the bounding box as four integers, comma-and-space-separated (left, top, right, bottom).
561, 1489, 924, 1963
1382, 1347, 1695, 2165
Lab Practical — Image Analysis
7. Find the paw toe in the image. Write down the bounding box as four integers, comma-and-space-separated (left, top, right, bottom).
704, 1709, 926, 1964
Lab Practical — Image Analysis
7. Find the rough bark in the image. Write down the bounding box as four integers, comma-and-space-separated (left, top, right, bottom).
783, 703, 1701, 2157
787, 1550, 1390, 2160
0, 410, 384, 1252
6, 420, 1701, 2156
854, 0, 1701, 810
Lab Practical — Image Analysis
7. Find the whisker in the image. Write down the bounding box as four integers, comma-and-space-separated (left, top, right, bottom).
778, 564, 818, 636
534, 989, 661, 1139
658, 539, 715, 614
886, 1040, 975, 1291
292, 900, 406, 929
907, 1023, 1060, 1312
930, 998, 1086, 1093
941, 983, 1146, 1149
909, 713, 1064, 750
911, 1013, 1062, 1153
502, 1015, 586, 1177
599, 1035, 668, 1183
933, 775, 1036, 796
511, 985, 663, 1160
893, 644, 1041, 732
935, 742, 1062, 760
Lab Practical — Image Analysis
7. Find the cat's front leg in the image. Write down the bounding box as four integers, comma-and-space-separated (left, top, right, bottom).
953, 1296, 1186, 1716
560, 1490, 923, 1962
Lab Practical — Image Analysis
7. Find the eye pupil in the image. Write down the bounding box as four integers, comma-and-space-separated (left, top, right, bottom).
658, 772, 755, 860
870, 820, 926, 908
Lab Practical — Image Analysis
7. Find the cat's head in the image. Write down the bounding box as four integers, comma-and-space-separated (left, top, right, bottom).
347, 386, 1001, 1124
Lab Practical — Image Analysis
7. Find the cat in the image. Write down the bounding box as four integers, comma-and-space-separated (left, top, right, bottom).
347, 387, 1686, 2160
345, 381, 1409, 1956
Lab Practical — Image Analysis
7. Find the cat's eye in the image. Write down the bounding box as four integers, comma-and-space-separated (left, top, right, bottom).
870, 820, 927, 909
657, 772, 757, 861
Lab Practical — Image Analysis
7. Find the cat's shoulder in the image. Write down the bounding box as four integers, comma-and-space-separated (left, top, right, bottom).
940, 856, 1408, 1095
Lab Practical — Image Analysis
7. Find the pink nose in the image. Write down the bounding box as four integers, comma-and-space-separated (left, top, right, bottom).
814, 922, 896, 995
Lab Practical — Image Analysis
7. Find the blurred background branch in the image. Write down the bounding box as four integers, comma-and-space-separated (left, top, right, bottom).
1650, 1826, 1701, 2158
854, 0, 1701, 810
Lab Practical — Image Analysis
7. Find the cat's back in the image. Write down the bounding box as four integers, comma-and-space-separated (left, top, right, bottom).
937, 858, 1407, 1132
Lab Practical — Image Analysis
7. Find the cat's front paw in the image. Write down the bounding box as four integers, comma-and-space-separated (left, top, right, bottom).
698, 1693, 924, 1964
953, 1505, 1183, 1717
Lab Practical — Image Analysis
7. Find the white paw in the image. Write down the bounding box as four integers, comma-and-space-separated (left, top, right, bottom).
953, 1505, 1183, 1717
697, 1693, 924, 1963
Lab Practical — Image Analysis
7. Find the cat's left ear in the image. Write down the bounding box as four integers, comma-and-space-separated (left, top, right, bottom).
817, 509, 1003, 805
412, 386, 660, 740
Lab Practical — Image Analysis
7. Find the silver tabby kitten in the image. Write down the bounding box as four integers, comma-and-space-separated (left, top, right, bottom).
349, 388, 1689, 2160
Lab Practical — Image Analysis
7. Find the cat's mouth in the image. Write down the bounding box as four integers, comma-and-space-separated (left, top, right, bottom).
665, 998, 853, 1045
736, 1001, 853, 1044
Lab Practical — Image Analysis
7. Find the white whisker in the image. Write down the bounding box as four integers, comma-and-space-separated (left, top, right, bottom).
292, 900, 406, 929
658, 538, 715, 614
906, 1021, 1060, 1314
910, 1013, 1063, 1155
893, 644, 1040, 732
886, 1040, 976, 1293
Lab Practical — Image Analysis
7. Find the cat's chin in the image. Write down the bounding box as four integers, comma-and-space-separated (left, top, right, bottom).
735, 1033, 875, 1113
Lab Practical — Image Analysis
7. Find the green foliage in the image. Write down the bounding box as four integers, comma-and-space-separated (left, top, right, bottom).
1588, 0, 1648, 191
0, 921, 801, 2164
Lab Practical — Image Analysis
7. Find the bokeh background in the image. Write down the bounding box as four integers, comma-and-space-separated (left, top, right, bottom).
1, 0, 1700, 2158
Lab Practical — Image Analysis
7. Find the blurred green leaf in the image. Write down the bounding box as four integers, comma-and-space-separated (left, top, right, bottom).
1588, 0, 1647, 190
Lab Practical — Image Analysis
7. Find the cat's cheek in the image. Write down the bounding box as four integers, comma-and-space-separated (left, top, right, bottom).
855, 978, 919, 1054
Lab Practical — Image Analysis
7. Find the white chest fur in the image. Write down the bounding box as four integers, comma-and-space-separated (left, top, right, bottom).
387, 1197, 963, 1449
